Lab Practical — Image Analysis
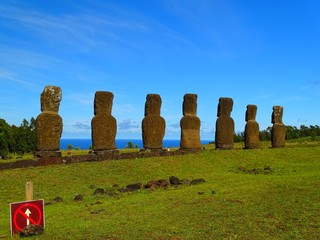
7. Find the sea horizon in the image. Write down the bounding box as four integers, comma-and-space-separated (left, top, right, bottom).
60, 138, 213, 150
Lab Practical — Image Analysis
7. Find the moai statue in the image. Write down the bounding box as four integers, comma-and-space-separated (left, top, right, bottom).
142, 94, 166, 150
180, 94, 201, 151
215, 97, 234, 149
244, 105, 260, 149
91, 91, 117, 152
35, 85, 63, 157
271, 106, 286, 148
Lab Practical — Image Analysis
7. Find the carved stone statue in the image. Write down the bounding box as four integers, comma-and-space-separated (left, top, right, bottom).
180, 94, 201, 150
91, 91, 117, 151
271, 106, 286, 148
215, 97, 234, 149
244, 105, 260, 149
35, 86, 63, 155
142, 94, 165, 150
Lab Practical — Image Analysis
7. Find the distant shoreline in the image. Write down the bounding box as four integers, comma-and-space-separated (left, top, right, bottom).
60, 139, 212, 150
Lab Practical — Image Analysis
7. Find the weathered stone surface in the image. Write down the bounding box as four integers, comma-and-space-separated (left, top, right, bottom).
145, 179, 169, 190
190, 178, 206, 185
215, 97, 234, 149
19, 224, 44, 237
125, 183, 143, 192
180, 94, 201, 150
271, 106, 286, 148
169, 176, 181, 185
40, 85, 62, 112
244, 105, 260, 149
142, 94, 166, 149
36, 86, 63, 152
91, 91, 117, 151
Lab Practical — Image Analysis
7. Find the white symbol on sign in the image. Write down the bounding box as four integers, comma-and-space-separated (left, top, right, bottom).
24, 209, 31, 226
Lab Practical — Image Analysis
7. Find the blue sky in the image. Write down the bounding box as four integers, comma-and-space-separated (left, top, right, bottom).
1, 0, 320, 140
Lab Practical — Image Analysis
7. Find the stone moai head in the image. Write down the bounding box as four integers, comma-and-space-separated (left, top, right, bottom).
272, 106, 283, 124
183, 94, 197, 116
40, 86, 62, 112
94, 91, 114, 116
145, 94, 161, 116
246, 105, 257, 122
217, 97, 233, 117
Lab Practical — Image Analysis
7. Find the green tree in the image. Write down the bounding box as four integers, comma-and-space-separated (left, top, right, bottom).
0, 118, 13, 158
11, 118, 36, 156
67, 144, 73, 150
259, 127, 271, 141
126, 142, 134, 149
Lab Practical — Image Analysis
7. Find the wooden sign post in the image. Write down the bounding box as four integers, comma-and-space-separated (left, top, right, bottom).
26, 182, 33, 201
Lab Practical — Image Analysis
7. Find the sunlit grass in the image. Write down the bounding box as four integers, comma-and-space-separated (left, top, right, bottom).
0, 142, 319, 239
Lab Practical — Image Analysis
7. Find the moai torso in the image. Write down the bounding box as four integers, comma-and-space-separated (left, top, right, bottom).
271, 106, 286, 148
244, 105, 260, 149
180, 94, 201, 150
215, 97, 234, 149
142, 94, 165, 149
91, 91, 117, 151
36, 86, 63, 151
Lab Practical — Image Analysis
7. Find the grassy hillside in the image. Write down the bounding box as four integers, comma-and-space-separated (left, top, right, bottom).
0, 143, 319, 239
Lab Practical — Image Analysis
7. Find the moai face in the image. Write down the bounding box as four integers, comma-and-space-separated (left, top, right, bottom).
217, 97, 233, 117
145, 94, 161, 116
40, 86, 62, 112
272, 106, 283, 124
94, 91, 114, 116
183, 94, 197, 116
246, 105, 257, 122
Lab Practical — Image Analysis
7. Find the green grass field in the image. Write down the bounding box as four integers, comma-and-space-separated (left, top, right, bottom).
0, 142, 319, 239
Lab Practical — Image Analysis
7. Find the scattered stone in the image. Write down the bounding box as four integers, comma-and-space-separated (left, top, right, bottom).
126, 183, 143, 192
181, 179, 191, 185
105, 188, 119, 197
90, 209, 105, 214
73, 194, 84, 201
169, 176, 181, 185
19, 224, 44, 237
157, 179, 169, 188
198, 192, 204, 195
53, 196, 63, 202
145, 179, 169, 190
145, 180, 159, 190
237, 166, 246, 172
211, 190, 216, 195
237, 166, 273, 174
190, 178, 206, 185
94, 188, 105, 195
112, 184, 120, 189
44, 201, 53, 206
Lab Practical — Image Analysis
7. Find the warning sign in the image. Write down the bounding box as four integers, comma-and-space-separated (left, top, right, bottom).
10, 199, 44, 235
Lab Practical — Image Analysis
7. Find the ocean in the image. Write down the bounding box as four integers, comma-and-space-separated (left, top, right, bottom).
60, 139, 212, 150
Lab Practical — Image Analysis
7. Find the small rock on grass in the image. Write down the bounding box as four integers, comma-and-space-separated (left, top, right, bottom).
73, 194, 84, 201
53, 196, 63, 202
93, 188, 105, 195
190, 178, 206, 185
169, 176, 181, 185
125, 183, 143, 192
19, 224, 44, 237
